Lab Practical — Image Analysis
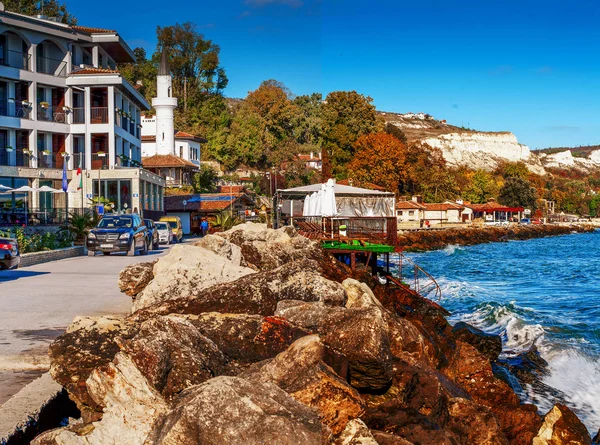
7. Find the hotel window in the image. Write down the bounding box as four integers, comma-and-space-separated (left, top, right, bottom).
398, 211, 403, 216
409, 211, 414, 216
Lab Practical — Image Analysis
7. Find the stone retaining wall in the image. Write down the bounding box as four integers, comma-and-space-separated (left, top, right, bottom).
20, 246, 85, 268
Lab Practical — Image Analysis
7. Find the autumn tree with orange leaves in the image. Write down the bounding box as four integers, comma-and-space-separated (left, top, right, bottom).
348, 133, 409, 194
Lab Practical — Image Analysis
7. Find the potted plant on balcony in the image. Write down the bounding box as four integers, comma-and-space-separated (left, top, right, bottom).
42, 149, 51, 156
40, 101, 50, 109
62, 106, 72, 113
22, 148, 31, 155
22, 100, 31, 108
7, 98, 15, 104
5, 146, 14, 152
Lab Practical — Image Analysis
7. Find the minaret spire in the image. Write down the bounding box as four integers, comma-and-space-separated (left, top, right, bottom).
158, 46, 170, 76
152, 45, 178, 155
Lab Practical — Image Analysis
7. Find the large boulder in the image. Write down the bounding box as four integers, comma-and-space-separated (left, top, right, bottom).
133, 259, 346, 318
48, 316, 136, 422
452, 321, 503, 362
120, 315, 226, 399
145, 376, 326, 445
334, 419, 379, 445
241, 335, 364, 435
193, 234, 246, 267
443, 341, 542, 445
447, 397, 509, 445
275, 280, 394, 391
118, 260, 156, 297
363, 359, 468, 444
533, 404, 592, 445
132, 244, 256, 312
181, 312, 310, 366
33, 353, 169, 445
220, 224, 324, 271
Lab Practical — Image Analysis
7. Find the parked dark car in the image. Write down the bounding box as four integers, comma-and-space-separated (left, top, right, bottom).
0, 237, 20, 270
144, 219, 160, 250
86, 214, 148, 256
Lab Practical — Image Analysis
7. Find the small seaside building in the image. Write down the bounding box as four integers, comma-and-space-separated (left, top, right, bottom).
164, 192, 255, 234
423, 202, 465, 225
396, 200, 426, 225
466, 202, 524, 222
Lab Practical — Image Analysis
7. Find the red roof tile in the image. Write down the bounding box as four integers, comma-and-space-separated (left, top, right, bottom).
72, 25, 116, 34
142, 154, 197, 168
71, 67, 120, 75
396, 200, 426, 210
467, 202, 524, 212
175, 131, 208, 143
424, 202, 465, 211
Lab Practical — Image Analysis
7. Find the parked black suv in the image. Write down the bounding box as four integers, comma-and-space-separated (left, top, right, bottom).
144, 219, 160, 250
86, 214, 148, 256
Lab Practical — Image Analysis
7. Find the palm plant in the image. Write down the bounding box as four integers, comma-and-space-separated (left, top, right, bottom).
212, 212, 242, 232
61, 212, 100, 243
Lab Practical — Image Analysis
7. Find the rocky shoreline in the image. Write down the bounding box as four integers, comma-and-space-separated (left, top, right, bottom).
398, 224, 596, 252
29, 223, 593, 444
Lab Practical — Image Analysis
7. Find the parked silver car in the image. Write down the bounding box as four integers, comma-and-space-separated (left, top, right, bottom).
155, 221, 173, 244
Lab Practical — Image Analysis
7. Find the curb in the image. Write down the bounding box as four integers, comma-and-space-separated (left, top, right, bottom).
20, 246, 85, 268
0, 373, 61, 444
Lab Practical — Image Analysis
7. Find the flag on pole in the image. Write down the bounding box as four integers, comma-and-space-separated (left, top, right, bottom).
62, 158, 68, 192
68, 159, 82, 192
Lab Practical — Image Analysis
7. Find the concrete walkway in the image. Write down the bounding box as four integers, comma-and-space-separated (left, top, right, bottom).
0, 242, 182, 406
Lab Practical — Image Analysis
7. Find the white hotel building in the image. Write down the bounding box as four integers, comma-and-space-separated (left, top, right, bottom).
0, 8, 165, 221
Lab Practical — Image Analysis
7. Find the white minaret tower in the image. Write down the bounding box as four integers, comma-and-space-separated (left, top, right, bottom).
152, 47, 178, 155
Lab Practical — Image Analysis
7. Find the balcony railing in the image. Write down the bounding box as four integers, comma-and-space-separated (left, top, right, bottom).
37, 55, 67, 77
91, 107, 108, 124
0, 208, 93, 227
37, 105, 68, 123
91, 153, 109, 170
15, 150, 30, 167
72, 152, 86, 169
72, 107, 85, 124
0, 104, 32, 119
0, 50, 31, 70
38, 152, 54, 169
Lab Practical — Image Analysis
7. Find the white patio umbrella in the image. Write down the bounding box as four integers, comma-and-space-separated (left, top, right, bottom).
302, 195, 310, 216
38, 185, 61, 193
321, 178, 338, 217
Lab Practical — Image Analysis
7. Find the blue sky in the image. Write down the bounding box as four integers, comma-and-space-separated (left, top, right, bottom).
67, 0, 599, 149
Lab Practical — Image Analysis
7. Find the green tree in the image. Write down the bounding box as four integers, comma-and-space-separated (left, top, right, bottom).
385, 122, 407, 144
498, 161, 530, 179
322, 91, 383, 177
156, 22, 228, 108
192, 165, 218, 193
498, 177, 537, 208
589, 194, 600, 217
4, 0, 76, 24
463, 170, 499, 204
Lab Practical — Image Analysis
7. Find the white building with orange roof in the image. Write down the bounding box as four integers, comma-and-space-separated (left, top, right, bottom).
0, 7, 166, 221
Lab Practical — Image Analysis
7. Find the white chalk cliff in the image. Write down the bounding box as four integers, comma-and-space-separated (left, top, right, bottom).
421, 132, 546, 174
383, 112, 600, 175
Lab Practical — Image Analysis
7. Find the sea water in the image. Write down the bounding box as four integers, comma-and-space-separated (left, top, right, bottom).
402, 230, 600, 433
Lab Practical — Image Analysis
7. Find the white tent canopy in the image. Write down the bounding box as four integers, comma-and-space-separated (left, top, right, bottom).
278, 180, 395, 218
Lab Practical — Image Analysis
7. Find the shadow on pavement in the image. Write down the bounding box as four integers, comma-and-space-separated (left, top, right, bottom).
0, 269, 50, 283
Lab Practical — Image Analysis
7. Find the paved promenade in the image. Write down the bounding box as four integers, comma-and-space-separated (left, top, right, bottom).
0, 243, 180, 405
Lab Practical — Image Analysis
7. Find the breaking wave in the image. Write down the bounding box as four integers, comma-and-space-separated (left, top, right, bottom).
404, 231, 600, 432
